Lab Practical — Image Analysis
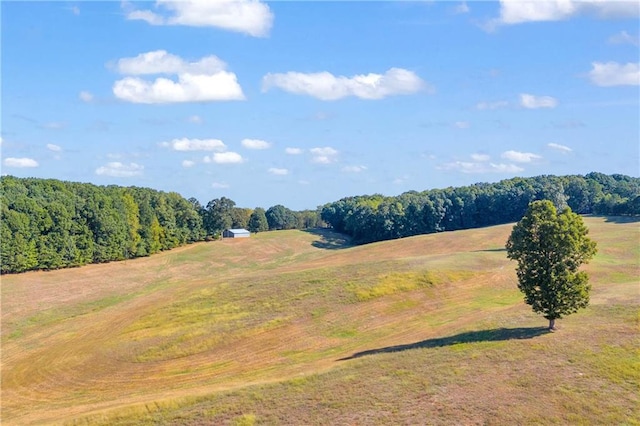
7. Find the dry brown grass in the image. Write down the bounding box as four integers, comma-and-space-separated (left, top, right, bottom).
1, 216, 638, 425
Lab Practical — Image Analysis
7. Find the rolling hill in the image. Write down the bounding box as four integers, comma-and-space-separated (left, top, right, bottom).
1, 216, 638, 425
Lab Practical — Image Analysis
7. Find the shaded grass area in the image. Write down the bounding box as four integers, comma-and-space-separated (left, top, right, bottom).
337, 326, 550, 360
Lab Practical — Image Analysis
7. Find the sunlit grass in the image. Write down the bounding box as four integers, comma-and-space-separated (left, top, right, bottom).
3, 217, 638, 425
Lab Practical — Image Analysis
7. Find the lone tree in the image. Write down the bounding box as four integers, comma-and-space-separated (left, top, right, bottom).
506, 200, 597, 330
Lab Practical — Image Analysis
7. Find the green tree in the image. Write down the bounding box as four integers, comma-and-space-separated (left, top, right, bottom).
506, 200, 597, 330
248, 207, 268, 233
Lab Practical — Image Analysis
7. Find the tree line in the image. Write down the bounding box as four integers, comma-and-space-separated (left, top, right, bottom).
320, 173, 640, 244
2, 172, 637, 274
0, 176, 323, 274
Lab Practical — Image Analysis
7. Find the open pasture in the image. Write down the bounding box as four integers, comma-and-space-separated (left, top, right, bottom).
1, 217, 638, 425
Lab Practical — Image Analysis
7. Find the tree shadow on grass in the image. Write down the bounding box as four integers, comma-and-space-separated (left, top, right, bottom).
337, 327, 550, 361
303, 228, 353, 250
599, 215, 640, 224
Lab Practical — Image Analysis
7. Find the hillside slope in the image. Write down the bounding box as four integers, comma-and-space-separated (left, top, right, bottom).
1, 217, 638, 425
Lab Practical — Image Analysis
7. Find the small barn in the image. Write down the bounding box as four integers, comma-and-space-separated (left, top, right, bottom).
223, 228, 250, 238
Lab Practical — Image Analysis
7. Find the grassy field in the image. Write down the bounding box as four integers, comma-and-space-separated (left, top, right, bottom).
1, 216, 638, 425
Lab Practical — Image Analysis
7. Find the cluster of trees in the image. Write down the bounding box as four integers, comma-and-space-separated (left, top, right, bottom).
191, 197, 324, 236
2, 172, 636, 274
1, 177, 323, 274
321, 173, 640, 244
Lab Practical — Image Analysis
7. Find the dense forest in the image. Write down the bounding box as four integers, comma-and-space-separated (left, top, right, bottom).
0, 176, 322, 274
2, 173, 638, 274
320, 173, 640, 244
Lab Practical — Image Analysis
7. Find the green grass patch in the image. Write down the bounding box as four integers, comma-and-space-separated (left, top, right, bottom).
350, 270, 474, 302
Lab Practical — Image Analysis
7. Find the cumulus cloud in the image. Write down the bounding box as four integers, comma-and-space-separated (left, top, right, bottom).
501, 150, 542, 163
438, 161, 524, 174
204, 152, 244, 164
262, 68, 429, 100
342, 165, 367, 173
4, 157, 39, 168
212, 181, 230, 189
182, 160, 196, 167
520, 93, 558, 109
310, 147, 338, 164
588, 62, 639, 87
268, 167, 289, 175
242, 138, 271, 150
95, 162, 143, 177
115, 50, 226, 75
79, 91, 94, 102
285, 147, 303, 155
123, 0, 274, 37
112, 50, 245, 104
113, 72, 244, 104
490, 0, 639, 27
476, 100, 509, 110
548, 142, 572, 153
162, 138, 227, 151
46, 143, 62, 152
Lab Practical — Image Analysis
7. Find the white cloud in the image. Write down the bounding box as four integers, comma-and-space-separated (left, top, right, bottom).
268, 167, 289, 175
188, 115, 203, 124
547, 142, 572, 153
182, 160, 196, 167
46, 143, 62, 152
95, 162, 143, 177
438, 161, 524, 174
113, 72, 244, 104
262, 68, 429, 100
342, 165, 367, 173
115, 50, 226, 75
124, 0, 274, 37
242, 138, 271, 150
112, 50, 245, 104
492, 0, 639, 26
471, 153, 491, 162
163, 138, 227, 151
476, 100, 509, 110
454, 121, 470, 129
79, 91, 94, 102
4, 157, 39, 168
608, 30, 639, 46
285, 147, 303, 155
41, 122, 66, 130
454, 2, 470, 14
310, 147, 338, 164
212, 181, 230, 189
204, 152, 244, 164
588, 62, 640, 87
126, 9, 165, 25
520, 93, 558, 109
501, 150, 542, 163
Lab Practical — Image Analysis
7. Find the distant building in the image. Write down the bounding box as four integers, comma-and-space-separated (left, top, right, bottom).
223, 228, 250, 238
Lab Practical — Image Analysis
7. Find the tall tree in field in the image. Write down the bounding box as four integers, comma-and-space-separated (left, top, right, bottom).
506, 200, 597, 330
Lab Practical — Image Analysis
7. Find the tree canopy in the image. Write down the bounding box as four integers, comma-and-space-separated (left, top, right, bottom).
506, 200, 597, 330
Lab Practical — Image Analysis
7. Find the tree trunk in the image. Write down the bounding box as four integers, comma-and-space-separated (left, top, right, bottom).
548, 318, 556, 331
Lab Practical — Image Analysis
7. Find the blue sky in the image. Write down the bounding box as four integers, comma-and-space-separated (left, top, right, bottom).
2, 1, 638, 210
